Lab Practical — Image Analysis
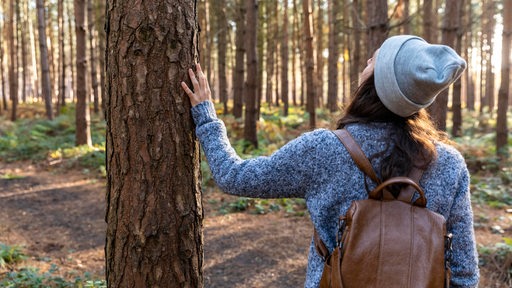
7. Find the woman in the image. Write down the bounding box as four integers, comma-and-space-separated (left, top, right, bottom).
181, 35, 479, 287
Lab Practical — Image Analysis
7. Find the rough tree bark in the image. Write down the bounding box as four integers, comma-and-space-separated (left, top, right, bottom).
75, 0, 91, 146
244, 0, 258, 147
105, 0, 203, 286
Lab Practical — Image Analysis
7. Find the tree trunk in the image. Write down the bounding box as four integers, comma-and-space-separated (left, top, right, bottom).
273, 0, 280, 107
256, 3, 264, 120
367, 0, 388, 57
465, 4, 475, 111
233, 0, 245, 119
327, 0, 339, 112
496, 0, 511, 159
88, 0, 99, 114
68, 1, 76, 102
216, 0, 228, 114
429, 0, 458, 131
8, 0, 17, 121
402, 0, 411, 34
484, 1, 495, 114
265, 0, 275, 107
451, 0, 465, 137
58, 0, 66, 112
105, 0, 203, 286
28, 1, 39, 102
303, 0, 316, 128
349, 0, 361, 96
291, 0, 298, 106
17, 1, 27, 104
74, 0, 91, 146
244, 0, 258, 148
423, 0, 434, 43
315, 0, 324, 107
281, 0, 289, 116
47, 4, 57, 106
0, 13, 5, 113
96, 0, 106, 114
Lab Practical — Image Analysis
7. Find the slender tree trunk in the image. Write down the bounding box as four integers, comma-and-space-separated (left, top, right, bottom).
233, 0, 245, 119
451, 0, 465, 137
0, 12, 5, 113
105, 0, 203, 286
256, 2, 264, 120
244, 0, 258, 148
315, 0, 324, 107
8, 0, 18, 121
88, 0, 99, 114
96, 0, 106, 114
28, 0, 39, 102
349, 0, 361, 96
429, 0, 458, 131
402, 0, 411, 34
273, 0, 280, 107
216, 0, 228, 114
74, 0, 91, 145
265, 0, 275, 107
496, 0, 511, 159
367, 0, 388, 57
57, 0, 66, 112
206, 1, 214, 98
327, 0, 339, 112
291, 0, 298, 106
303, 0, 316, 128
68, 2, 76, 102
281, 0, 289, 116
484, 1, 495, 114
423, 0, 434, 43
465, 4, 475, 111
47, 4, 57, 106
18, 1, 27, 104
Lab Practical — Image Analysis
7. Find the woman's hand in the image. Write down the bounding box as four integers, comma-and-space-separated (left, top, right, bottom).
181, 63, 212, 107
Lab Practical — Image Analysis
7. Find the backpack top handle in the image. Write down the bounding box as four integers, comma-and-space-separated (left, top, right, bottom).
370, 177, 427, 207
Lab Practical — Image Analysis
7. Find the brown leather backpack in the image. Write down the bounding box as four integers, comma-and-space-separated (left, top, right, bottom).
314, 129, 452, 288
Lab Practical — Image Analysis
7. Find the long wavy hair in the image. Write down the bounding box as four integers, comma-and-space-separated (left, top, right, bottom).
337, 74, 448, 187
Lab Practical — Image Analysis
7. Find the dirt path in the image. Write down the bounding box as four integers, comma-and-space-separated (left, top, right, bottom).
0, 162, 311, 287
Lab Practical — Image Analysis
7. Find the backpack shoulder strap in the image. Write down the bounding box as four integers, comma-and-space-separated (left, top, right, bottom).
332, 129, 380, 184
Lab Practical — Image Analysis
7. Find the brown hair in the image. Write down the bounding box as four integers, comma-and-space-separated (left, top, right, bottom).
337, 74, 448, 186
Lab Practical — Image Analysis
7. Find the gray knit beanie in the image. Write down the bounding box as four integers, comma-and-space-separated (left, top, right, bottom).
374, 35, 467, 117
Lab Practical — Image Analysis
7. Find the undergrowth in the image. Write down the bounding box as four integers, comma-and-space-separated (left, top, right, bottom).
0, 104, 106, 177
0, 243, 105, 287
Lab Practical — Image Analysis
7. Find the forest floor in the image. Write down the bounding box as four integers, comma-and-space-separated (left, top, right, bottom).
0, 160, 511, 287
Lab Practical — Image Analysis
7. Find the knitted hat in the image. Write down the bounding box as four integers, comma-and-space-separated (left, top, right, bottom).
374, 35, 466, 117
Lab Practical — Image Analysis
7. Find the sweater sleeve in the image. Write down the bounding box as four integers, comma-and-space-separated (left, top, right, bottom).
447, 164, 480, 288
191, 101, 315, 199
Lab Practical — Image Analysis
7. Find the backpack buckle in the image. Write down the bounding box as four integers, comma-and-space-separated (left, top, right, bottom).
444, 233, 453, 268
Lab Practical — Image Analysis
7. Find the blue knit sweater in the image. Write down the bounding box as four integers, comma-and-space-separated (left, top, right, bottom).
192, 101, 479, 288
